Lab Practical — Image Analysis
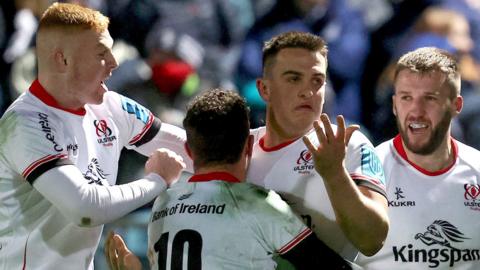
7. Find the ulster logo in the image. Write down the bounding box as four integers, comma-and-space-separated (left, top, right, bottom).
464, 183, 480, 211
392, 220, 479, 268
94, 119, 116, 146
293, 150, 315, 175
84, 158, 109, 185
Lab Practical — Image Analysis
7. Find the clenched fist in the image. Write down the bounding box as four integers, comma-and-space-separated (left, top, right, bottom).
145, 148, 186, 186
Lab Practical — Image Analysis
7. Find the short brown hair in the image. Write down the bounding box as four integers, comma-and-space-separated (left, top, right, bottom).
183, 89, 250, 167
394, 47, 461, 98
262, 31, 328, 76
38, 2, 109, 33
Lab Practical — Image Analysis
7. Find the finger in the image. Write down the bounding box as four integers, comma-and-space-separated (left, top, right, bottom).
107, 241, 117, 270
345, 125, 360, 145
313, 120, 327, 145
320, 114, 335, 142
104, 231, 114, 266
335, 115, 346, 142
302, 135, 316, 154
113, 234, 131, 258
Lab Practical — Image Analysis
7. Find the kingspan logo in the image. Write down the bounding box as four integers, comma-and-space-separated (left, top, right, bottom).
293, 150, 315, 175
393, 220, 479, 268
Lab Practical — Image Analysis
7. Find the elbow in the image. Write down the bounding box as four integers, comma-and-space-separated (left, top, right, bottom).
358, 220, 389, 256
64, 207, 105, 227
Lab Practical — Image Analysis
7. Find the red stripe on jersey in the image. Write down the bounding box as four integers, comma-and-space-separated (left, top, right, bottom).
128, 112, 154, 145
350, 173, 385, 189
29, 79, 86, 116
278, 228, 312, 255
393, 135, 458, 176
22, 154, 67, 179
259, 136, 297, 152
188, 172, 241, 183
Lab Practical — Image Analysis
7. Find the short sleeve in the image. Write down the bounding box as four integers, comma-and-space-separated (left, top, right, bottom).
345, 131, 387, 198
102, 92, 162, 149
1, 110, 72, 184
236, 185, 312, 255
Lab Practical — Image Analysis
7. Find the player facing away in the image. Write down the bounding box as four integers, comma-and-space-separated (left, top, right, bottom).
356, 47, 480, 269
249, 31, 389, 260
0, 3, 191, 269
105, 89, 360, 270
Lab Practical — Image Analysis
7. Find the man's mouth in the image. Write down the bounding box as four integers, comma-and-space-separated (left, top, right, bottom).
408, 122, 428, 133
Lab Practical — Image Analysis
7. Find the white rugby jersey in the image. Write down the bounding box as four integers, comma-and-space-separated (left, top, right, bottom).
356, 135, 480, 269
247, 126, 386, 260
0, 80, 187, 269
147, 172, 312, 270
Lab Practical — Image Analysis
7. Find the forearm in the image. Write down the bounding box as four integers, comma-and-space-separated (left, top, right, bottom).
135, 123, 193, 173
34, 165, 166, 227
322, 167, 389, 256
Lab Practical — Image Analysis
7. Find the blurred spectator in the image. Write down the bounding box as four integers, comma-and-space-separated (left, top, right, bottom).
360, 0, 437, 131
371, 7, 480, 146
236, 0, 370, 126
106, 0, 253, 126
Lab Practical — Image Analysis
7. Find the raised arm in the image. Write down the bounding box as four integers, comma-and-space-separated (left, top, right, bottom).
303, 114, 389, 256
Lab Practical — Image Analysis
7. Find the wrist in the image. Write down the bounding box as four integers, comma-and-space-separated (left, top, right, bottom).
144, 172, 168, 190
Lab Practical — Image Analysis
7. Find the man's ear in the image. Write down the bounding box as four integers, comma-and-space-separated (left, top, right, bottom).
54, 49, 68, 73
392, 95, 397, 116
246, 134, 254, 158
256, 78, 270, 102
185, 143, 192, 159
453, 95, 463, 115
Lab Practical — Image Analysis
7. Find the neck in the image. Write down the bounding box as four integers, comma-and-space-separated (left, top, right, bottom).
263, 109, 307, 148
404, 136, 454, 172
38, 74, 83, 111
194, 163, 245, 182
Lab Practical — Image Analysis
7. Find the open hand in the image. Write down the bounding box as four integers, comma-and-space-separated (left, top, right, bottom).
302, 114, 359, 178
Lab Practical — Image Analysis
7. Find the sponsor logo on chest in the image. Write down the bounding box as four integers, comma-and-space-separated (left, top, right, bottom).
388, 187, 416, 207
293, 149, 315, 174
94, 119, 117, 146
392, 220, 479, 268
38, 112, 63, 152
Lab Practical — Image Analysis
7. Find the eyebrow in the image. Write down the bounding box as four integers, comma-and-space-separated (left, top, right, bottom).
281, 70, 326, 78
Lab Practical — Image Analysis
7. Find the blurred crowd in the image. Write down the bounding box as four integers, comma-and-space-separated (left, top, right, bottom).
1, 0, 480, 148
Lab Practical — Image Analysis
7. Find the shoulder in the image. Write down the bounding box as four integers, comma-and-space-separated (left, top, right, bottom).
231, 183, 288, 211
348, 129, 374, 148
250, 126, 266, 143
374, 139, 395, 161
455, 140, 480, 169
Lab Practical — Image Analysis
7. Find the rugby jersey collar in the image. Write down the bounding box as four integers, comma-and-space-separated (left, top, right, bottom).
188, 172, 241, 183
393, 134, 458, 176
259, 136, 297, 152
29, 79, 87, 116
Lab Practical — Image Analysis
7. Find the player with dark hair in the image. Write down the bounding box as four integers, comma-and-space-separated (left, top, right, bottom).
105, 89, 359, 270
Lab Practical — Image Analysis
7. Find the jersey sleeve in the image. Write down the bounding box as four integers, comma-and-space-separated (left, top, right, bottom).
1, 110, 73, 184
104, 92, 193, 172
235, 186, 311, 254
345, 131, 387, 198
235, 186, 354, 269
104, 92, 162, 149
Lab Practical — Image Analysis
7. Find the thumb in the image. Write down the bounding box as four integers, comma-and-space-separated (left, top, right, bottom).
113, 234, 131, 257
345, 125, 360, 145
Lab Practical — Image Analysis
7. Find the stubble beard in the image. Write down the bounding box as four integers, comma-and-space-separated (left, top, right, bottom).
397, 110, 452, 155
